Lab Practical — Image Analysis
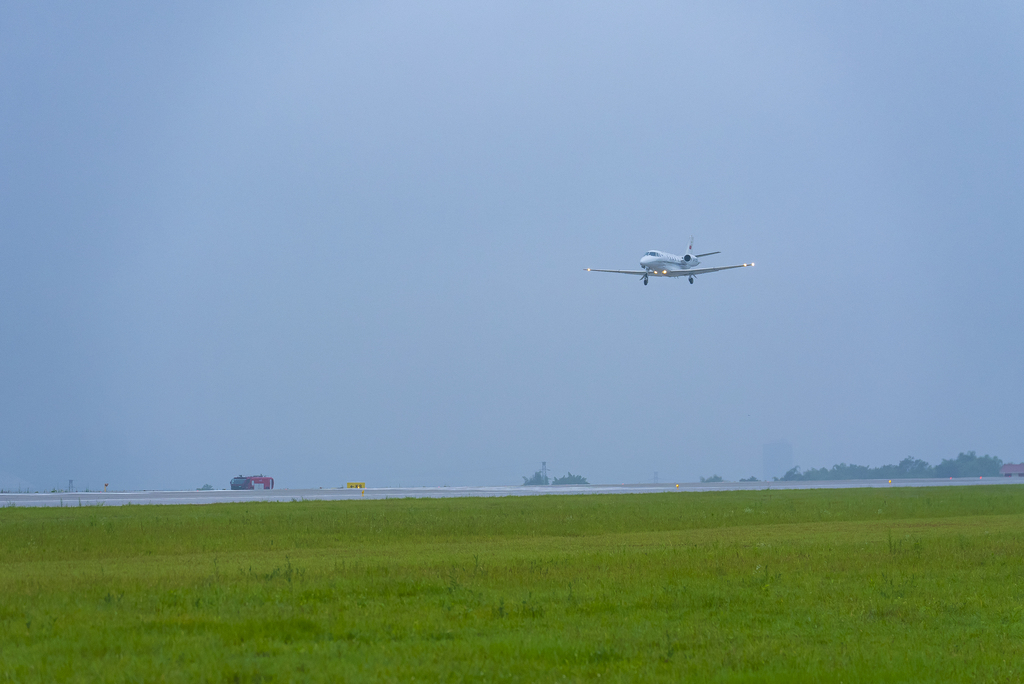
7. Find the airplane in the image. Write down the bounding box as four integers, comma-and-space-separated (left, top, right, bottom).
586, 237, 753, 285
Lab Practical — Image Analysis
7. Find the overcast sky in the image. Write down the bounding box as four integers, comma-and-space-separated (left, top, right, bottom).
2, 2, 1022, 491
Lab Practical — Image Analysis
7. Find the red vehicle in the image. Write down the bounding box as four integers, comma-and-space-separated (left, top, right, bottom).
230, 475, 275, 490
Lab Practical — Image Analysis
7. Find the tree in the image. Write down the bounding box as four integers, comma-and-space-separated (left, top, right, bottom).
700, 475, 723, 483
522, 470, 549, 485
894, 457, 933, 478
933, 451, 1002, 478
551, 472, 589, 485
739, 476, 759, 482
776, 466, 803, 481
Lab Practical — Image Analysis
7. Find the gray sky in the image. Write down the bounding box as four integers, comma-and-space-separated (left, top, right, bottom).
2, 2, 1022, 491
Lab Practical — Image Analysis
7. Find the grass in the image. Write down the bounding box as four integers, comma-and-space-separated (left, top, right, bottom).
1, 486, 1023, 682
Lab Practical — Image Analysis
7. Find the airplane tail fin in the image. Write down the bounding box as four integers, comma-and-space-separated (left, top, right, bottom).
687, 236, 694, 254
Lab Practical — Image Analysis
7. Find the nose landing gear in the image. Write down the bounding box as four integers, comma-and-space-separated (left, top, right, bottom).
641, 273, 649, 286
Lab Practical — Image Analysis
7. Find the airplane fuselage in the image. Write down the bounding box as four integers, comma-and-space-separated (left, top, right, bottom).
639, 250, 700, 276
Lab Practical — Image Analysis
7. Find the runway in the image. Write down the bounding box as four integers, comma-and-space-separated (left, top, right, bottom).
1, 477, 1021, 507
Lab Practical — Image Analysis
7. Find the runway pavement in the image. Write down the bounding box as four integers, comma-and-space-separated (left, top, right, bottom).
1, 477, 1021, 507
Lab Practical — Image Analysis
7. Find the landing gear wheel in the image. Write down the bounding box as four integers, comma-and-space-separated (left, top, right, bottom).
643, 275, 649, 286
688, 276, 694, 284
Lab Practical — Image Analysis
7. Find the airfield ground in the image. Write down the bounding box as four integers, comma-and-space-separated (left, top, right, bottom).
0, 476, 1018, 507
1, 486, 1022, 682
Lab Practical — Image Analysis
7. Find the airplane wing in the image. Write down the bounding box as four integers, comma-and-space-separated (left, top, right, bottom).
668, 263, 753, 276
585, 263, 753, 276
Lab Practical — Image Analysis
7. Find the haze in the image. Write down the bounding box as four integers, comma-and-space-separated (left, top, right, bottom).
2, 2, 1022, 491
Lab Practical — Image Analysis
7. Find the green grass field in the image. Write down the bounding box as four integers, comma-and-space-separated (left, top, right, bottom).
2, 486, 1023, 682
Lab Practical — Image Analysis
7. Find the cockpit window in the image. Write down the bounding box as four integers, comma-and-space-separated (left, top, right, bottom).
646, 251, 658, 256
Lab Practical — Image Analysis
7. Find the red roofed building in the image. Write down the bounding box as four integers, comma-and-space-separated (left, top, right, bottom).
999, 464, 1024, 477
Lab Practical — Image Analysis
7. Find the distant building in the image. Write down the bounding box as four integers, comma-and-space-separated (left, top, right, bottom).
763, 440, 793, 481
1000, 464, 1024, 477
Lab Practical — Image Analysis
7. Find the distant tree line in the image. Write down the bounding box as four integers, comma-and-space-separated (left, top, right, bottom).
776, 452, 1002, 481
522, 471, 589, 485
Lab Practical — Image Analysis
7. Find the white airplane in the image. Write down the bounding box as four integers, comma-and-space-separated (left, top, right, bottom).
586, 237, 753, 286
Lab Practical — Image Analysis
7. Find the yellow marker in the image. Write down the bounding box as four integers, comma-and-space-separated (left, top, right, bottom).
676, 484, 679, 488
347, 482, 366, 489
